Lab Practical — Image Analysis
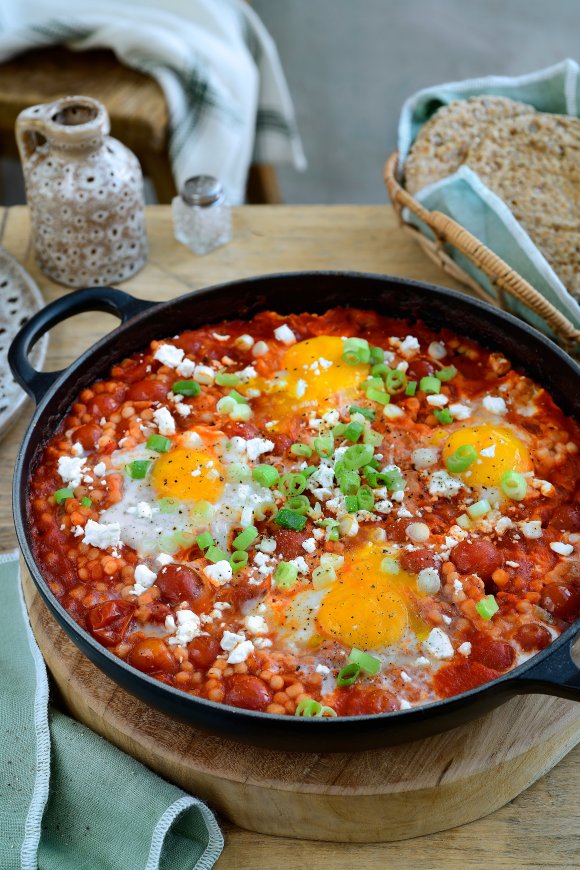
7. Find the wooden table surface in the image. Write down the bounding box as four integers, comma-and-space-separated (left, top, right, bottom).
1, 204, 578, 869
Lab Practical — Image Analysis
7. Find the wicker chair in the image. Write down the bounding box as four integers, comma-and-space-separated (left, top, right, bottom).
0, 46, 281, 204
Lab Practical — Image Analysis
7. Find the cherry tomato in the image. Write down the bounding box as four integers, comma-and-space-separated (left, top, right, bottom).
126, 380, 169, 403
468, 633, 516, 671
188, 635, 221, 669
127, 638, 177, 674
156, 564, 211, 610
451, 539, 500, 579
74, 422, 102, 450
86, 600, 135, 647
339, 686, 398, 716
511, 623, 552, 652
541, 584, 580, 622
400, 548, 436, 574
224, 674, 272, 711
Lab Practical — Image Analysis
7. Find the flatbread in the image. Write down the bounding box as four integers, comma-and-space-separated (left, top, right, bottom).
404, 96, 535, 194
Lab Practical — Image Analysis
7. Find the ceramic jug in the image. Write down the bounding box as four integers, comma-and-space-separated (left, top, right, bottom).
16, 95, 148, 288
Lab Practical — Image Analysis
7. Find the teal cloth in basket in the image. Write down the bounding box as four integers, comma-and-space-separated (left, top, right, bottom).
397, 59, 580, 338
0, 552, 223, 870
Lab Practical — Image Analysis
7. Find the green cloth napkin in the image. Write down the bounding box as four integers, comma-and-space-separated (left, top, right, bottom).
396, 58, 580, 340
0, 552, 223, 870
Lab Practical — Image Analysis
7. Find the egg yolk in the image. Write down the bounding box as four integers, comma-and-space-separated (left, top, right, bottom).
442, 424, 532, 488
317, 543, 412, 649
150, 448, 224, 503
255, 336, 369, 424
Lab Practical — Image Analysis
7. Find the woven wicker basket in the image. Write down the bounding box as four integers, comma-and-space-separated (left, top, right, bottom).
384, 151, 580, 353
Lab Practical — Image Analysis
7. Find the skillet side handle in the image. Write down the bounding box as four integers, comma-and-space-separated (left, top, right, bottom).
8, 286, 155, 405
514, 630, 580, 702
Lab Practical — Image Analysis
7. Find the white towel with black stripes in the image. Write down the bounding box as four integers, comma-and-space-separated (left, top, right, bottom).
0, 0, 306, 203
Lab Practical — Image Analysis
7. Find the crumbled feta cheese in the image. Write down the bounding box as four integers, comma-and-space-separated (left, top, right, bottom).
182, 431, 203, 448
302, 537, 317, 554
57, 455, 85, 488
156, 553, 173, 566
236, 365, 257, 383
165, 614, 176, 632
295, 379, 307, 398
176, 358, 195, 378
415, 656, 430, 666
399, 699, 412, 710
193, 364, 215, 385
82, 519, 121, 550
319, 358, 333, 370
480, 445, 496, 458
246, 438, 275, 462
168, 610, 201, 645
205, 560, 233, 584
257, 537, 277, 554
154, 344, 184, 368
135, 501, 154, 519
220, 631, 246, 651
426, 394, 448, 407
375, 499, 393, 514
521, 521, 543, 540
71, 442, 84, 456
550, 541, 574, 556
315, 664, 331, 675
251, 341, 269, 358
153, 407, 175, 436
482, 395, 507, 414
274, 324, 296, 345
449, 402, 471, 420
310, 461, 335, 489
422, 628, 454, 660
494, 516, 512, 535
290, 556, 309, 575
134, 564, 156, 588
175, 403, 191, 417
429, 470, 463, 498
400, 671, 412, 683
93, 462, 107, 477
428, 341, 446, 360
412, 448, 438, 469
458, 642, 472, 656
253, 637, 273, 649
227, 639, 254, 664
244, 614, 269, 635
391, 335, 420, 358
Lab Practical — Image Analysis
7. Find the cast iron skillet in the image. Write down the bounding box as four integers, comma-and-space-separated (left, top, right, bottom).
9, 272, 580, 751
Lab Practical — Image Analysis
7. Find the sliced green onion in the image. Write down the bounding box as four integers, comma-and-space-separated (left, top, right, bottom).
337, 662, 361, 687
405, 380, 417, 397
126, 459, 152, 479
274, 561, 299, 588
286, 495, 310, 515
230, 550, 249, 572
303, 465, 317, 478
356, 485, 374, 512
80, 496, 92, 508
381, 556, 400, 574
366, 387, 390, 406
54, 487, 74, 504
385, 369, 407, 395
500, 470, 527, 501
215, 371, 241, 386
158, 497, 179, 514
475, 594, 499, 621
363, 465, 379, 487
226, 462, 251, 484
172, 379, 200, 397
370, 346, 385, 364
343, 336, 370, 366
466, 498, 491, 519
446, 444, 477, 473
191, 500, 214, 523
332, 423, 347, 438
434, 408, 454, 425
317, 518, 340, 541
314, 434, 334, 458
233, 526, 258, 550
349, 405, 375, 421
228, 389, 248, 404
371, 362, 389, 377
348, 648, 381, 675
419, 376, 441, 395
197, 531, 214, 551
216, 396, 236, 414
275, 509, 307, 531
363, 428, 383, 447
281, 473, 307, 496
290, 443, 313, 458
436, 365, 458, 382
343, 443, 374, 470
312, 563, 337, 589
343, 421, 364, 443
379, 469, 406, 491
230, 403, 252, 421
364, 376, 384, 392
344, 494, 359, 513
338, 469, 360, 495
206, 545, 229, 563
146, 434, 171, 453
456, 513, 471, 530
295, 699, 337, 718
252, 464, 280, 488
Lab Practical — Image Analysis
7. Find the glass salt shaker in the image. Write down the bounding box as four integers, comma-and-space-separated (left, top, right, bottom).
172, 175, 232, 255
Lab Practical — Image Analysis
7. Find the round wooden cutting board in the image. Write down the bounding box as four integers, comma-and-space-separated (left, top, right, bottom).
22, 566, 580, 843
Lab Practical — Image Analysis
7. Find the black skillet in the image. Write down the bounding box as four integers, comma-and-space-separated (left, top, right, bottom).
9, 272, 580, 751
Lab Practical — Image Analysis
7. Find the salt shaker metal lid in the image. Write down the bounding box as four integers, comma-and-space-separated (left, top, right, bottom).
181, 176, 224, 207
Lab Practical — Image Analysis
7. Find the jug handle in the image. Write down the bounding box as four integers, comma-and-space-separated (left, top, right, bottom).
15, 104, 54, 165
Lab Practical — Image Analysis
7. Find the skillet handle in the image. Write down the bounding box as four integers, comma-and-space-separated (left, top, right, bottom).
8, 286, 156, 405
515, 629, 580, 701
